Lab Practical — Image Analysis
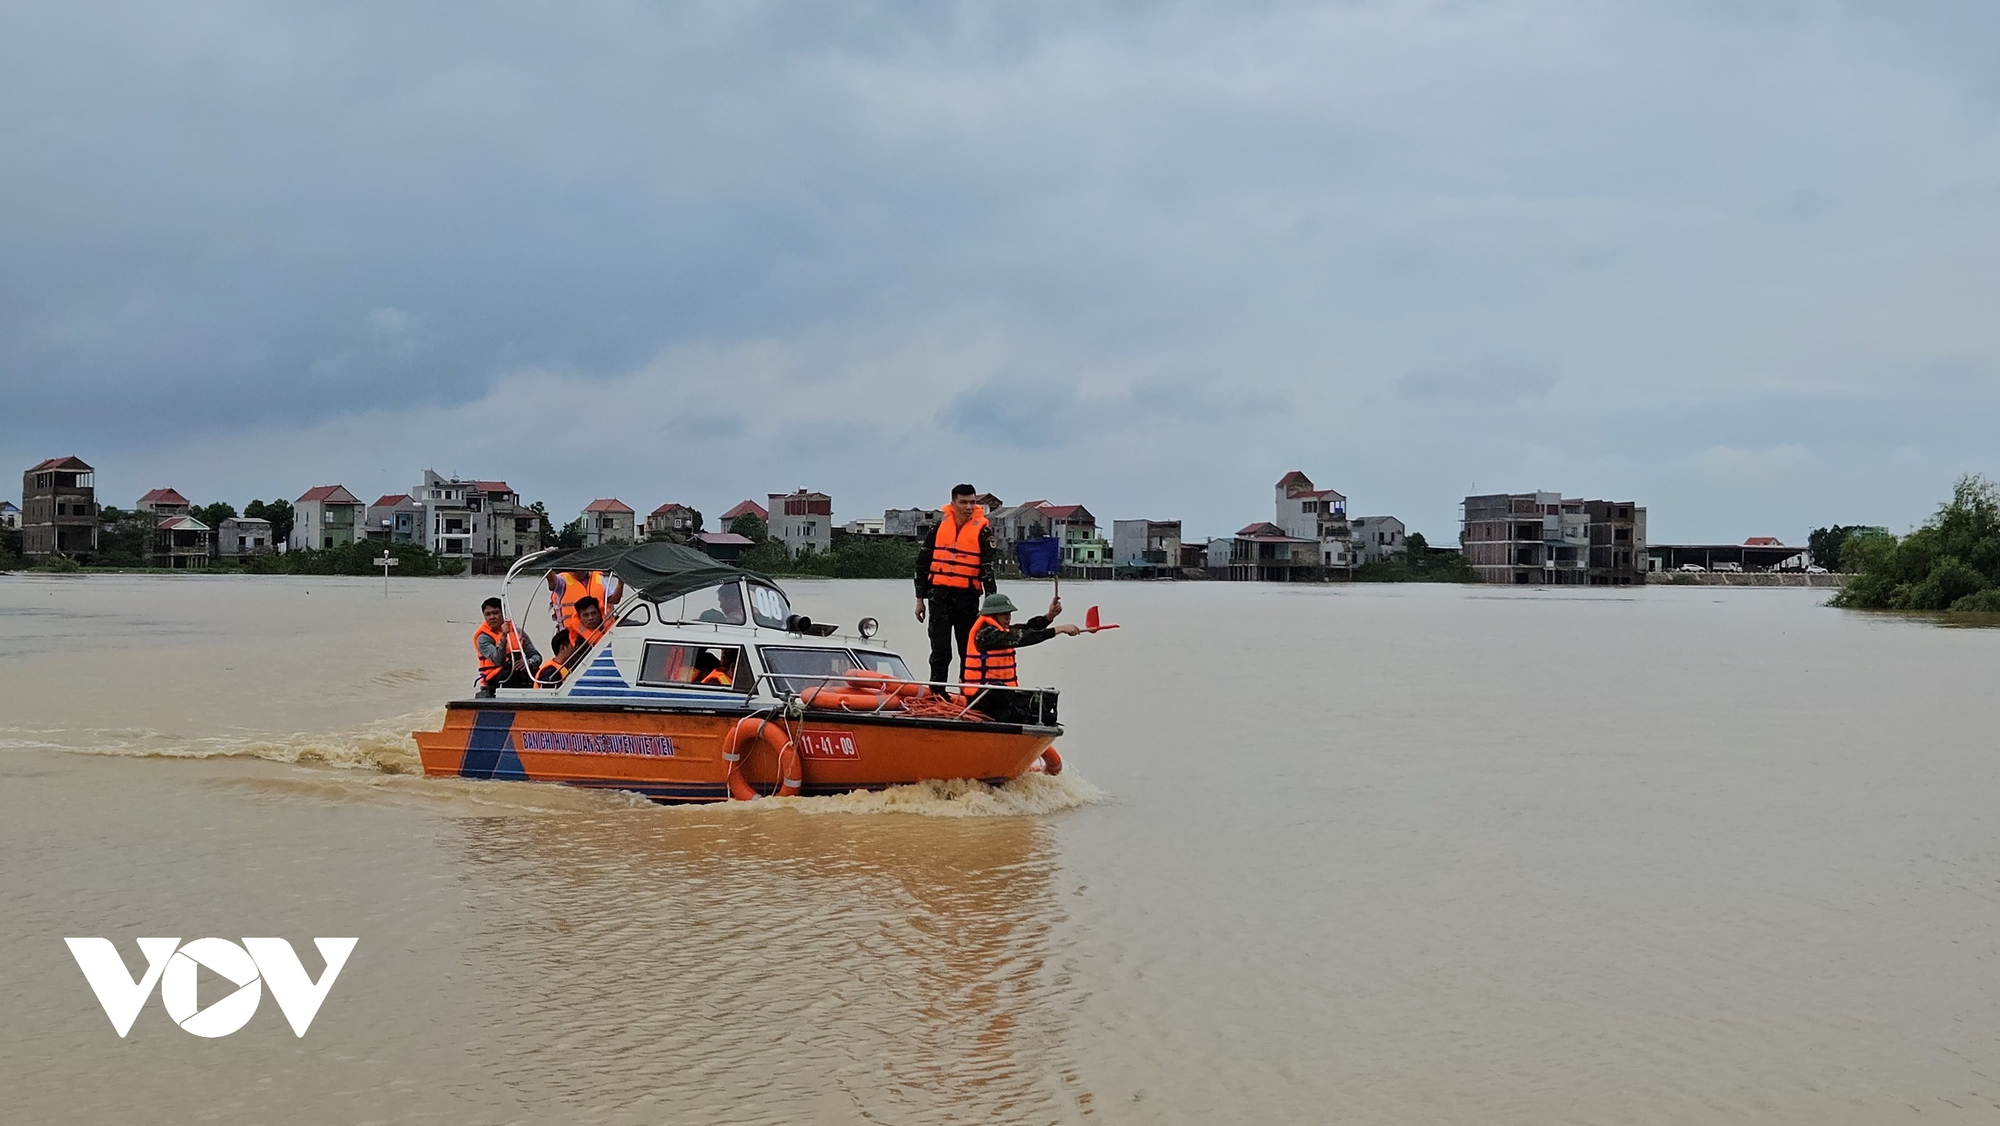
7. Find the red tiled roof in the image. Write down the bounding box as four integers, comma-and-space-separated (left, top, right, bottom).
1296, 488, 1344, 500
474, 481, 512, 494
138, 488, 189, 505
372, 494, 413, 508
721, 500, 767, 521
156, 515, 209, 531
696, 532, 754, 545
584, 498, 633, 514
1277, 470, 1311, 487
297, 485, 361, 505
650, 503, 693, 517
1744, 536, 1782, 546
29, 456, 93, 472
1041, 504, 1091, 520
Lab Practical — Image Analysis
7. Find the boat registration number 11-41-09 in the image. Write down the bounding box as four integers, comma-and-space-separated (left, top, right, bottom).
796, 731, 859, 760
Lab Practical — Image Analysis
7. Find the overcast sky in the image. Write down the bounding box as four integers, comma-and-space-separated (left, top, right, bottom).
5, 1, 1998, 542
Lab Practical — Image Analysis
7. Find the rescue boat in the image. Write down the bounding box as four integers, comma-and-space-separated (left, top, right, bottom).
412, 542, 1062, 803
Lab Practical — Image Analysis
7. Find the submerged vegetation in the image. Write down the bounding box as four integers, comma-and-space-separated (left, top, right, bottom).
1829, 475, 2000, 613
1352, 532, 1474, 583
236, 540, 465, 577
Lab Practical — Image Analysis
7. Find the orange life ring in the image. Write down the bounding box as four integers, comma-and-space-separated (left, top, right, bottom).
1029, 748, 1063, 776
800, 685, 892, 711
843, 669, 923, 699
723, 716, 801, 800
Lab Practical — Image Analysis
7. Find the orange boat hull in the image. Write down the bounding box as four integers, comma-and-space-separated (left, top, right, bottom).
413, 701, 1058, 803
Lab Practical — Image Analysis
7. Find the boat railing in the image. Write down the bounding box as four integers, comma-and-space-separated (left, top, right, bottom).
746, 671, 1057, 726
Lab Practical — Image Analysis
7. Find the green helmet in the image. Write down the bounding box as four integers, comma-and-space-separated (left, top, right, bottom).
979, 592, 1019, 616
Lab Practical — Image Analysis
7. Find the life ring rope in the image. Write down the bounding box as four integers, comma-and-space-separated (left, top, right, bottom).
724, 715, 802, 800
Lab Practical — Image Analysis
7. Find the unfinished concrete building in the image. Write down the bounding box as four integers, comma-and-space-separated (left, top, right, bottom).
1461, 492, 1646, 585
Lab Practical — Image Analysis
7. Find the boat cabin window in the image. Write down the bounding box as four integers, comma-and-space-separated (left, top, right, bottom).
852, 651, 915, 680
661, 581, 747, 626
638, 642, 748, 691
618, 602, 652, 627
758, 646, 857, 695
747, 583, 790, 629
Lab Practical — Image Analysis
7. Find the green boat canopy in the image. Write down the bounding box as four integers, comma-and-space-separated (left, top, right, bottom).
527, 541, 779, 605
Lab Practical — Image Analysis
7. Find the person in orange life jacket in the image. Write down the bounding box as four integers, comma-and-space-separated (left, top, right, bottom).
914, 483, 999, 684
549, 569, 621, 637
692, 648, 733, 687
536, 630, 578, 687
569, 596, 607, 649
961, 591, 1079, 725
474, 597, 542, 697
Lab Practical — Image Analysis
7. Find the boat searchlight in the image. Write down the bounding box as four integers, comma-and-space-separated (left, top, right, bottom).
858, 617, 880, 640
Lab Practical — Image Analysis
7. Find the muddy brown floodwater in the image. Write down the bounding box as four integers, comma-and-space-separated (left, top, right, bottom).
4, 573, 1999, 1124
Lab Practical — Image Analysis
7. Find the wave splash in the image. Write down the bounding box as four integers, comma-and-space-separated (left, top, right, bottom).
771, 770, 1105, 817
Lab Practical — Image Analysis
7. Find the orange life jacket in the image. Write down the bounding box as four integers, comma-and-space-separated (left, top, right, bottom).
927, 508, 988, 590
570, 619, 606, 650
960, 614, 1018, 695
474, 620, 524, 686
552, 571, 609, 635
697, 666, 733, 687
536, 658, 570, 687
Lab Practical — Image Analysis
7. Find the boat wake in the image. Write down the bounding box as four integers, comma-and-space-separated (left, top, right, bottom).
9, 713, 429, 775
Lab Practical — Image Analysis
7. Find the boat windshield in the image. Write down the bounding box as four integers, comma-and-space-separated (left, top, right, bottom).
759, 646, 858, 695
747, 583, 789, 629
852, 651, 915, 679
658, 580, 747, 626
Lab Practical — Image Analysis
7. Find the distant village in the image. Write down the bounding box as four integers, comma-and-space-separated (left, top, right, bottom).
9, 455, 1839, 583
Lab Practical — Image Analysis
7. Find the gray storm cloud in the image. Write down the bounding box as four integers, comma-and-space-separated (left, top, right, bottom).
3, 1, 1998, 540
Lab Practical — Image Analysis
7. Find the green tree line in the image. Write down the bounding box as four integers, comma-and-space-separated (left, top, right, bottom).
1351, 532, 1473, 582
1830, 475, 2000, 613
735, 524, 921, 579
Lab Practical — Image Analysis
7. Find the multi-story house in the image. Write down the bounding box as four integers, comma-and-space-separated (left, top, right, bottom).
411, 474, 540, 566
414, 472, 480, 563
477, 481, 539, 560
767, 489, 832, 556
1583, 500, 1646, 585
987, 501, 1049, 552
216, 516, 275, 559
366, 494, 422, 543
152, 516, 213, 568
582, 499, 636, 546
1228, 521, 1321, 581
646, 503, 699, 540
1113, 519, 1183, 570
720, 500, 768, 532
1350, 516, 1408, 566
0, 501, 19, 530
135, 488, 192, 516
292, 485, 365, 551
1040, 505, 1107, 565
134, 488, 201, 566
883, 507, 942, 538
21, 456, 99, 559
1461, 492, 1645, 585
1274, 470, 1353, 569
